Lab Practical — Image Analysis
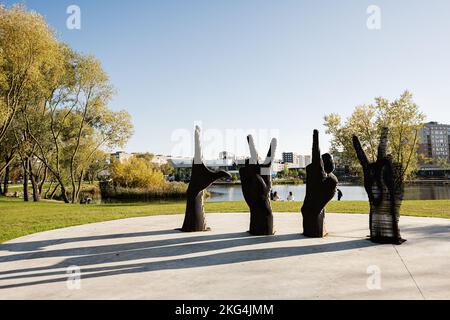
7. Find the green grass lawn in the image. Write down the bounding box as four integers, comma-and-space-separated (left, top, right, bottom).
1, 197, 449, 243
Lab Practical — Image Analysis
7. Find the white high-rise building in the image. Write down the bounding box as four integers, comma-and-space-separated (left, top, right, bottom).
282, 152, 310, 168
304, 155, 312, 167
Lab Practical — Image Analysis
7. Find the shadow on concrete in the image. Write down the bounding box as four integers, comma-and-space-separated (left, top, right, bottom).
0, 232, 272, 264
0, 231, 375, 290
401, 224, 450, 241
0, 229, 181, 253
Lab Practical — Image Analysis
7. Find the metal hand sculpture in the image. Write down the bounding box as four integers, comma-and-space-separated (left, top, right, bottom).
301, 130, 338, 238
180, 126, 231, 232
353, 128, 406, 245
240, 135, 277, 236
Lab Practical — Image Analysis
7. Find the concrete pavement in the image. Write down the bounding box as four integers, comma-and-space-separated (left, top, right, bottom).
0, 213, 449, 299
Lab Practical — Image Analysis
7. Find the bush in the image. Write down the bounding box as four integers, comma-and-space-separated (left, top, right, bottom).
111, 157, 166, 189
100, 181, 188, 202
78, 184, 101, 203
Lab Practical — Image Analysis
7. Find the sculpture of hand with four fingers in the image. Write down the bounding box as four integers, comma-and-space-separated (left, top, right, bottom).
301, 130, 338, 238
180, 126, 231, 232
352, 128, 406, 244
240, 135, 278, 236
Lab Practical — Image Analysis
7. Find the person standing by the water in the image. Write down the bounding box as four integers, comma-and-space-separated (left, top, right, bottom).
337, 188, 343, 201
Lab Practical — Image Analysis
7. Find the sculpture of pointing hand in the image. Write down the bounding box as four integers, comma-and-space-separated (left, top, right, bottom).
180, 126, 231, 232
301, 130, 338, 238
352, 127, 406, 244
240, 135, 277, 236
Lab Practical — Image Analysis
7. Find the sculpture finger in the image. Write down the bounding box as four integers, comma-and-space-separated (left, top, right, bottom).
194, 126, 203, 165
312, 130, 321, 164
377, 127, 389, 160
260, 138, 277, 176
352, 135, 369, 168
322, 153, 335, 174
263, 138, 278, 166
214, 170, 232, 181
255, 173, 270, 195
247, 135, 259, 165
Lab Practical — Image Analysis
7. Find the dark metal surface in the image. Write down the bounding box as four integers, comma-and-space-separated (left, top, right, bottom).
353, 128, 406, 245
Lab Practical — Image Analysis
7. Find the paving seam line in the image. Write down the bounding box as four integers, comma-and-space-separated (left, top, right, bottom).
393, 245, 425, 300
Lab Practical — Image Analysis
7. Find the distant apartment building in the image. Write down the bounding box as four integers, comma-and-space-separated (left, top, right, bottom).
282, 152, 312, 169
418, 122, 450, 162
282, 152, 295, 164
296, 155, 306, 168
282, 152, 307, 167
304, 155, 312, 167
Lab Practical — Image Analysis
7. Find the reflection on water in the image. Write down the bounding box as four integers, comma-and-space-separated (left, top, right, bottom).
207, 184, 450, 202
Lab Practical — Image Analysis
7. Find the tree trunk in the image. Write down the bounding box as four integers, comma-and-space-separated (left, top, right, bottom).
29, 161, 40, 202
38, 166, 48, 198
49, 183, 59, 200
59, 182, 70, 203
3, 164, 10, 195
71, 176, 76, 204
44, 180, 54, 199
75, 170, 84, 204
23, 159, 29, 202
70, 170, 83, 204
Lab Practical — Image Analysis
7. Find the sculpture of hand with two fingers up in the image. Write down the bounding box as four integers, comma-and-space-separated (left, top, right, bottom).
240, 135, 278, 236
352, 127, 406, 244
301, 130, 338, 238
180, 126, 231, 232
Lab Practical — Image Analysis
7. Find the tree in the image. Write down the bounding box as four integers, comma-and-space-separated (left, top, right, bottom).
160, 163, 175, 176
0, 128, 17, 195
111, 157, 165, 189
85, 150, 109, 184
324, 91, 425, 179
436, 158, 450, 170
135, 153, 155, 163
10, 86, 54, 201
30, 52, 133, 203
65, 55, 133, 203
283, 164, 290, 177
0, 4, 63, 200
0, 5, 134, 203
0, 5, 60, 148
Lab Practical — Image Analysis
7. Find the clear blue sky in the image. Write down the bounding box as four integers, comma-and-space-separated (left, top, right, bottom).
4, 0, 450, 158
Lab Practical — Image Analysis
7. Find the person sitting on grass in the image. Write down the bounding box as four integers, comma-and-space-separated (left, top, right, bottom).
287, 192, 295, 202
272, 191, 281, 201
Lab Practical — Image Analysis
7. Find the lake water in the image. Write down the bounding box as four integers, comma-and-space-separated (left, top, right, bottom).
207, 184, 450, 202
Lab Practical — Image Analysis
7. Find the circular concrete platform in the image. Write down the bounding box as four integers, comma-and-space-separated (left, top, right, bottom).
0, 213, 449, 300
